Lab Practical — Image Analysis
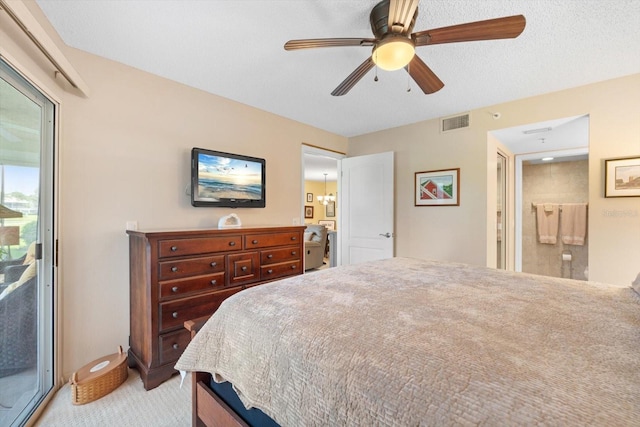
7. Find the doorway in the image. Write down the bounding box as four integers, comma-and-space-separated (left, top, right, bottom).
301, 147, 396, 268
491, 115, 589, 278
301, 145, 342, 268
0, 58, 56, 426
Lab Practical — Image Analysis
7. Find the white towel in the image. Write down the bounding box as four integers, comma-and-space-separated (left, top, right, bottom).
561, 203, 587, 245
536, 204, 559, 244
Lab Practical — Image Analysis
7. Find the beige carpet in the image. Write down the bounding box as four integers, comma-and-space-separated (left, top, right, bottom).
35, 370, 191, 426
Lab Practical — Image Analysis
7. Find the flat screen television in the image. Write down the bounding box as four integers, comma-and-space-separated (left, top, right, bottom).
191, 147, 266, 208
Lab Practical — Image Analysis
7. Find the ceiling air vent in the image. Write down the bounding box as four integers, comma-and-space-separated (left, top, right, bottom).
440, 113, 470, 133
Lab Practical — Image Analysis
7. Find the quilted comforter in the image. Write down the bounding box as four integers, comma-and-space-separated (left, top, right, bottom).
175, 257, 640, 426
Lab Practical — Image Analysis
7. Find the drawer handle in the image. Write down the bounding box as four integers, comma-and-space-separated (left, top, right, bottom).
210, 279, 217, 285
171, 266, 178, 272
267, 269, 273, 274
210, 262, 217, 267
170, 246, 178, 252
252, 239, 258, 244
241, 266, 248, 272
267, 254, 273, 259
291, 236, 297, 240
291, 265, 297, 269
171, 286, 178, 293
172, 312, 178, 318
172, 343, 179, 350
229, 241, 236, 247
291, 251, 297, 256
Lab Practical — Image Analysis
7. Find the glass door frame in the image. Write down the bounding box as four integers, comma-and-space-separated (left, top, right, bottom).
0, 57, 57, 426
496, 152, 507, 269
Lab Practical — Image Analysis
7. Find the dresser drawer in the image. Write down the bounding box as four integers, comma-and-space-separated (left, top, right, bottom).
261, 260, 303, 281
159, 328, 191, 364
159, 272, 226, 300
245, 232, 300, 249
159, 255, 225, 280
159, 288, 240, 332
261, 246, 301, 265
159, 236, 242, 258
228, 252, 260, 286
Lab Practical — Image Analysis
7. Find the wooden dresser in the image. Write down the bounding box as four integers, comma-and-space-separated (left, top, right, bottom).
127, 225, 305, 390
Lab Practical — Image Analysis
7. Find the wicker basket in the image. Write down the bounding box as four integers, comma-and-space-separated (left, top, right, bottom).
70, 345, 128, 405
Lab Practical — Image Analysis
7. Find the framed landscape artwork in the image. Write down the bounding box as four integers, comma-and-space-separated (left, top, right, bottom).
415, 168, 460, 206
604, 156, 640, 197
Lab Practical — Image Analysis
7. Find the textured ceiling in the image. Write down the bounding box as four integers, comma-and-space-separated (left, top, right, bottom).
35, 0, 640, 138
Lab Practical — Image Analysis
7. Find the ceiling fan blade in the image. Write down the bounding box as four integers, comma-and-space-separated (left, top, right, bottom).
412, 15, 526, 46
331, 57, 375, 96
388, 0, 420, 34
406, 55, 444, 94
284, 38, 375, 51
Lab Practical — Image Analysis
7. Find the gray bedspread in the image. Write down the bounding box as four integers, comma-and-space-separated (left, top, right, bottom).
175, 257, 640, 426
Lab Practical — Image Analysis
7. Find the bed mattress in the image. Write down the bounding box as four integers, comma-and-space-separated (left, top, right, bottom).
176, 257, 640, 426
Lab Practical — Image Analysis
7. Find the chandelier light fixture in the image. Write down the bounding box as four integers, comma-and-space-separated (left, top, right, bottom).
317, 173, 335, 205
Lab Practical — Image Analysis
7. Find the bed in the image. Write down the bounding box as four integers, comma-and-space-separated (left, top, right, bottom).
175, 257, 640, 426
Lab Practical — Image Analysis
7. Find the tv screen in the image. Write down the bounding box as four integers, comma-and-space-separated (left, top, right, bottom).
191, 147, 266, 208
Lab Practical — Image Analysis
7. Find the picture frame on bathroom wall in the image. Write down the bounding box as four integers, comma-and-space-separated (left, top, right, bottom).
604, 156, 640, 198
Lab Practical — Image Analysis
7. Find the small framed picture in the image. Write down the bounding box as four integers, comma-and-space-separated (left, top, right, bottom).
306, 193, 314, 203
304, 205, 314, 218
415, 168, 460, 206
604, 156, 640, 197
325, 201, 335, 217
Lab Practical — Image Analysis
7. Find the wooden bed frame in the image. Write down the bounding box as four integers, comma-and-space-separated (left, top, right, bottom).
185, 317, 251, 427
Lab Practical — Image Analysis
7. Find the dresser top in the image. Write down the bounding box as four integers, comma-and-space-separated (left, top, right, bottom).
127, 225, 306, 238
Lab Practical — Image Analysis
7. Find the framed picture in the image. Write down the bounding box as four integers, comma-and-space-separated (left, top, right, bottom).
306, 193, 314, 203
318, 220, 335, 231
304, 205, 314, 218
605, 156, 640, 197
415, 168, 460, 206
325, 201, 335, 217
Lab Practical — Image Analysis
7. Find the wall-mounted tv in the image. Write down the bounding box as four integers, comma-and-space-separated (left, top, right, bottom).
191, 147, 266, 208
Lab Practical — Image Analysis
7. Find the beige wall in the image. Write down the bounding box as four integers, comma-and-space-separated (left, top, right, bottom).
349, 74, 640, 287
2, 1, 348, 379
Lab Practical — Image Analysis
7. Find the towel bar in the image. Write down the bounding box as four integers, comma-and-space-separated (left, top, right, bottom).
531, 202, 588, 211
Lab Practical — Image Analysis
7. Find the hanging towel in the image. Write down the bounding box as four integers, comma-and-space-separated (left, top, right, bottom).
561, 203, 588, 245
536, 204, 559, 244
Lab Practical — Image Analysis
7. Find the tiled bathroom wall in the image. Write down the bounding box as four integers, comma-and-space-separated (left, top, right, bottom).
522, 159, 589, 280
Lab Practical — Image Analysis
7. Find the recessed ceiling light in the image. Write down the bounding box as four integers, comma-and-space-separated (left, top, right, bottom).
523, 127, 552, 134
542, 157, 554, 161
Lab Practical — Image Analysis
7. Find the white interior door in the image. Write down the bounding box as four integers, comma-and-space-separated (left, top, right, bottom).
339, 151, 394, 265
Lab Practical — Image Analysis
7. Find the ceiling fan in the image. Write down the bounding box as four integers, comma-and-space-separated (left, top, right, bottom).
284, 0, 526, 96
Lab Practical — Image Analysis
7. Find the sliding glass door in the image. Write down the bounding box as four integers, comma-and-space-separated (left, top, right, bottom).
0, 58, 55, 426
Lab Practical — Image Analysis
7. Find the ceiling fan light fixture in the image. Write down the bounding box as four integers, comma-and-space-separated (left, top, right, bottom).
372, 37, 415, 71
